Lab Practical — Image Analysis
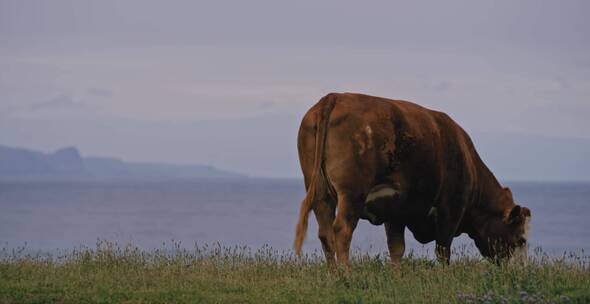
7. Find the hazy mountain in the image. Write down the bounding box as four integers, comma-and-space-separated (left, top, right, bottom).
0, 145, 86, 179
0, 145, 243, 180
2, 117, 589, 181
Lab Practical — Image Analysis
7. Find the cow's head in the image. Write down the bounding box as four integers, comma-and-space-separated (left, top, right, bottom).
474, 188, 532, 262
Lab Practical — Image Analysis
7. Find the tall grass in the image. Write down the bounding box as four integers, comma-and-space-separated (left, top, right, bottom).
0, 240, 588, 303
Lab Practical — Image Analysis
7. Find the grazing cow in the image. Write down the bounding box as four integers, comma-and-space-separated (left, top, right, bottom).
294, 93, 531, 267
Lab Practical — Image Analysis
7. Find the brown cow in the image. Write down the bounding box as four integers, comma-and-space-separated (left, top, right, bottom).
294, 93, 531, 267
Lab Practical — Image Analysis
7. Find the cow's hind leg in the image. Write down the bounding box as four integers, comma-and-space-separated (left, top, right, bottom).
385, 221, 405, 266
313, 199, 336, 266
333, 194, 360, 269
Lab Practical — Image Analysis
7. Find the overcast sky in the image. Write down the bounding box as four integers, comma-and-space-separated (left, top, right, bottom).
1, 0, 589, 178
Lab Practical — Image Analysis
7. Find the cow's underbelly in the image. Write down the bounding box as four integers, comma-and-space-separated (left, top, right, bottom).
406, 216, 436, 244
401, 190, 438, 244
361, 192, 437, 244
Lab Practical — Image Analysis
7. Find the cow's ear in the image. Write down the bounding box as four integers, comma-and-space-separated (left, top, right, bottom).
505, 205, 523, 225
521, 206, 531, 218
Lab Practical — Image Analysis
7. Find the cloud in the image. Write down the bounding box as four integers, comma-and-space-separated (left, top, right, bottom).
257, 100, 275, 109
30, 94, 98, 112
0, 103, 20, 118
423, 80, 453, 93
85, 87, 114, 98
553, 76, 571, 90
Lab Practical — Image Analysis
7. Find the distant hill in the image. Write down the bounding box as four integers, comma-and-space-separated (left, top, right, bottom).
0, 145, 244, 180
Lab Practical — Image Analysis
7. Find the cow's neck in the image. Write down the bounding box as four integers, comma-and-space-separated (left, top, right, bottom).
463, 159, 513, 239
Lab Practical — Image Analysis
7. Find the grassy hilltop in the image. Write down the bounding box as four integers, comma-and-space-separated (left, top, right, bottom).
1, 242, 588, 303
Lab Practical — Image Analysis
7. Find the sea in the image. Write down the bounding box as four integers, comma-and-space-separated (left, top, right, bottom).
0, 179, 588, 258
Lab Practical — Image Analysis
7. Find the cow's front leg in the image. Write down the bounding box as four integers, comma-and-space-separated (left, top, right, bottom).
385, 221, 405, 266
313, 199, 336, 267
435, 243, 451, 264
434, 203, 465, 264
333, 194, 360, 269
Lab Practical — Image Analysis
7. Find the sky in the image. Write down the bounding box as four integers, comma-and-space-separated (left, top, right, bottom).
1, 0, 589, 178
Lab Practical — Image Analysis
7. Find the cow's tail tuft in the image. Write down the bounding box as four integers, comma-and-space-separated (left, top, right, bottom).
294, 93, 336, 255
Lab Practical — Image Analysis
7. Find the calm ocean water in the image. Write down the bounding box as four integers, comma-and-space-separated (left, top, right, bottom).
0, 179, 588, 257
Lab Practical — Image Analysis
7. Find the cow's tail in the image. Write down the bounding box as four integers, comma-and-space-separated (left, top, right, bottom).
294, 93, 336, 255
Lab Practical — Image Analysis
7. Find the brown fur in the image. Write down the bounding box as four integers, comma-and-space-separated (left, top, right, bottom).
294, 93, 531, 266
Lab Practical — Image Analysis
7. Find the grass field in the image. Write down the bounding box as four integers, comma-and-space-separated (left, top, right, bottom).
1, 241, 588, 303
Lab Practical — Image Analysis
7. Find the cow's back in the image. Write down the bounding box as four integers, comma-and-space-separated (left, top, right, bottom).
298, 93, 480, 218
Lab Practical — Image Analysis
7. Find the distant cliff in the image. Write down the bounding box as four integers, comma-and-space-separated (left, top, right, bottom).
0, 145, 244, 180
